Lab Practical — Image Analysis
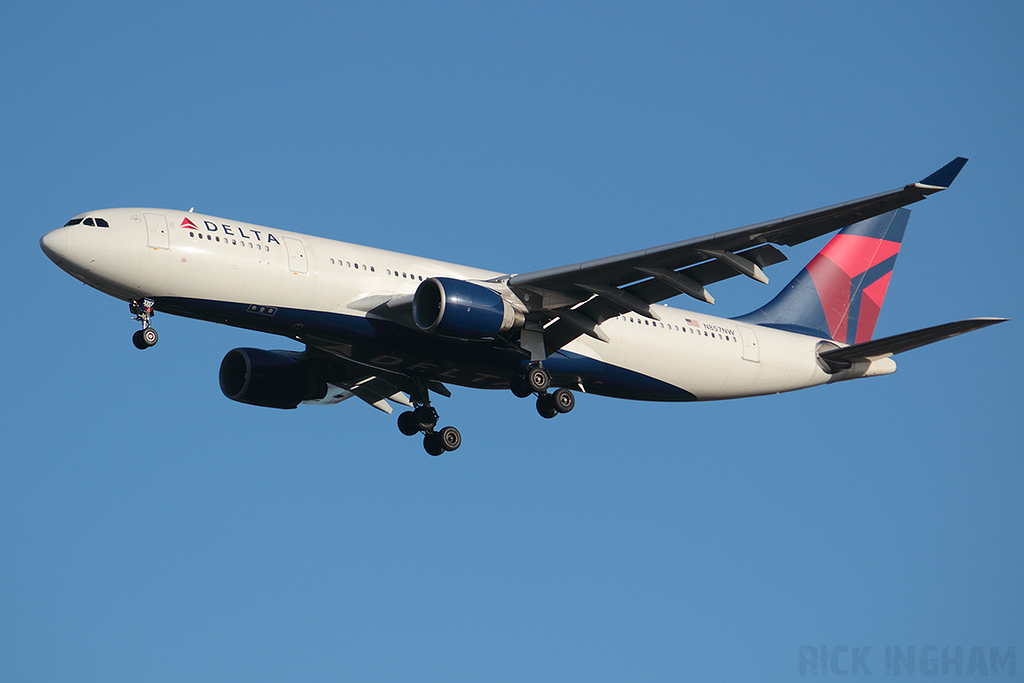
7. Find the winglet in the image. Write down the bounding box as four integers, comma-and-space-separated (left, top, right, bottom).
918, 157, 968, 189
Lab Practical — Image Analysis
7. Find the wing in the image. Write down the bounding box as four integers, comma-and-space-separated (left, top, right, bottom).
507, 158, 969, 353
301, 335, 450, 413
817, 317, 1008, 371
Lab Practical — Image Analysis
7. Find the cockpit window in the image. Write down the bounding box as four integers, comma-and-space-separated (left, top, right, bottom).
70, 216, 110, 228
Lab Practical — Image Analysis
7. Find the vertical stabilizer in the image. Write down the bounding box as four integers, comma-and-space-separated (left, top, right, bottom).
734, 208, 910, 343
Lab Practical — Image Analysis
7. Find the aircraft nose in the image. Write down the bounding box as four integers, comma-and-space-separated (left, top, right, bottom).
40, 227, 68, 264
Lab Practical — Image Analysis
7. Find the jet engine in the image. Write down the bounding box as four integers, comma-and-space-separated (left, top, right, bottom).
412, 277, 524, 339
219, 348, 327, 409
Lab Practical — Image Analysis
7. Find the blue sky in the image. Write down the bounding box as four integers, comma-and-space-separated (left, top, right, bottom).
2, 2, 1021, 681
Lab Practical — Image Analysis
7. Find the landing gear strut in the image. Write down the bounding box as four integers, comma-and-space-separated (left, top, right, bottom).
130, 299, 158, 349
510, 364, 576, 420
397, 383, 461, 456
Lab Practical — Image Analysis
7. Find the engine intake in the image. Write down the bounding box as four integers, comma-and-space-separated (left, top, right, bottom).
412, 277, 523, 339
219, 348, 327, 409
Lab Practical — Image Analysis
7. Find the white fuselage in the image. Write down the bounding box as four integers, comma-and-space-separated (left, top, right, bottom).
41, 207, 860, 401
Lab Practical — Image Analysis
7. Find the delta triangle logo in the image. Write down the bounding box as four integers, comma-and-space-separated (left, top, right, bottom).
181, 216, 198, 230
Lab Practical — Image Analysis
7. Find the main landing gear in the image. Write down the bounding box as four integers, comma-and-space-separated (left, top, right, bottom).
510, 364, 575, 420
396, 384, 461, 456
130, 298, 159, 350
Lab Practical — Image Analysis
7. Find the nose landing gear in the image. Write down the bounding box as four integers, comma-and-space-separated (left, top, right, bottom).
130, 299, 158, 349
510, 364, 576, 420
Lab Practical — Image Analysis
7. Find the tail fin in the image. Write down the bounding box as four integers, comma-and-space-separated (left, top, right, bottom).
735, 208, 910, 343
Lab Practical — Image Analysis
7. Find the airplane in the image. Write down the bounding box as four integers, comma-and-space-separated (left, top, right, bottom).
40, 157, 1006, 455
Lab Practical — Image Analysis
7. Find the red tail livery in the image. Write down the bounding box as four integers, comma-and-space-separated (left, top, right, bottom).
737, 209, 909, 343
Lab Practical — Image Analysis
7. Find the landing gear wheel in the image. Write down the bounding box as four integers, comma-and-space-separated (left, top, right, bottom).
552, 388, 575, 414
397, 411, 420, 436
423, 432, 445, 456
527, 366, 551, 393
132, 328, 158, 349
413, 405, 438, 432
536, 393, 558, 419
509, 373, 532, 399
141, 327, 158, 347
438, 426, 461, 452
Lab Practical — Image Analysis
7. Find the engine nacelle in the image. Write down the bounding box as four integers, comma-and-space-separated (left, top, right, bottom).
219, 348, 327, 409
412, 277, 524, 339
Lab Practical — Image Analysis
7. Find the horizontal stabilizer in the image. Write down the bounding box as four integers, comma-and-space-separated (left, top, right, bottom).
818, 317, 1007, 371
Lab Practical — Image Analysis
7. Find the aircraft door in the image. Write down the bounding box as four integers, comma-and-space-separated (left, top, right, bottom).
144, 213, 170, 250
738, 325, 760, 362
283, 237, 308, 273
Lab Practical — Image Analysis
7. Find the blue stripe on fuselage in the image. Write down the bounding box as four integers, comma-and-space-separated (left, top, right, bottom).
545, 351, 696, 401
155, 297, 695, 401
